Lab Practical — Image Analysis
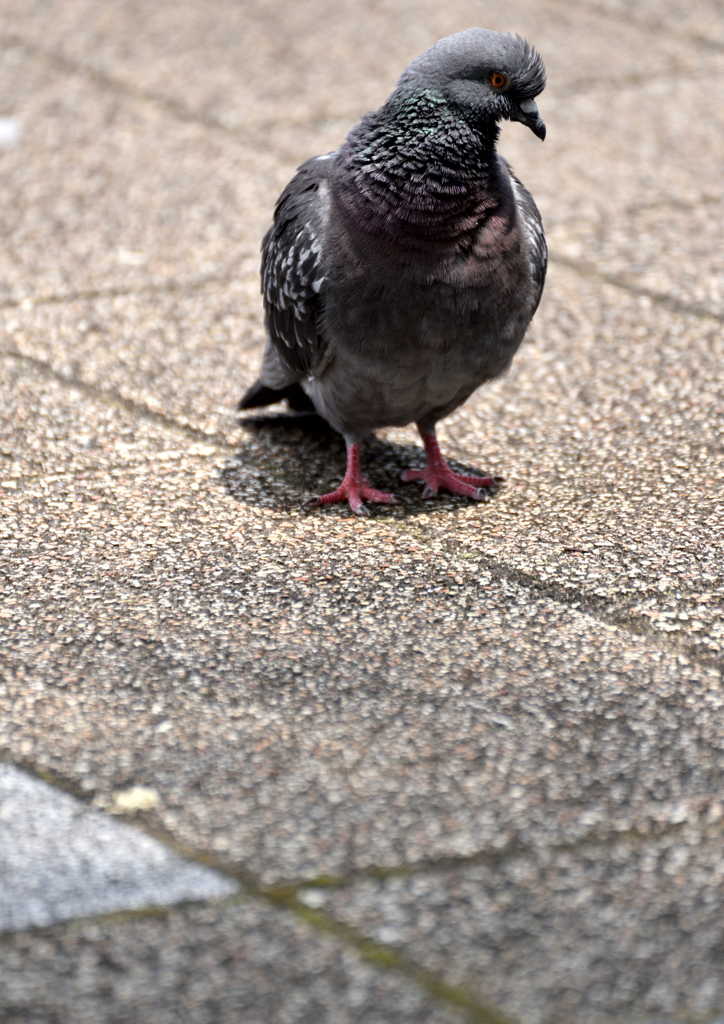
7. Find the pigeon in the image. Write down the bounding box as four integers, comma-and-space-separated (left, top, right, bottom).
240, 28, 547, 515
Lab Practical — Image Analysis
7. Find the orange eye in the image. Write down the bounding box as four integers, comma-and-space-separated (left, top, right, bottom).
489, 71, 507, 89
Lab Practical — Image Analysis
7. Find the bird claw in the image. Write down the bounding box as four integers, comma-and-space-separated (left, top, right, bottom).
458, 475, 504, 488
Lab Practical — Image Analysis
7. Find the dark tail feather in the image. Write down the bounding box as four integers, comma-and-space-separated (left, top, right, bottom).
238, 379, 317, 413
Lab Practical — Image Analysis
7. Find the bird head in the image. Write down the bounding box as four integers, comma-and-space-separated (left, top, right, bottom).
396, 29, 547, 140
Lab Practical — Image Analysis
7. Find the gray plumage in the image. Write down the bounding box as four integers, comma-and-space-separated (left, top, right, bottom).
241, 28, 547, 514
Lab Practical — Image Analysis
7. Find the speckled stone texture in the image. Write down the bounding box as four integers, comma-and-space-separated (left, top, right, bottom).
1, 0, 723, 1022
0, 900, 462, 1024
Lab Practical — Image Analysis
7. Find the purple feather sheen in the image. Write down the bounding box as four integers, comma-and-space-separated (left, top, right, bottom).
332, 92, 506, 251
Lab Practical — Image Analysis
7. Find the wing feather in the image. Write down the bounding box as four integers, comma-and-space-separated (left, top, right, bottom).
261, 154, 334, 376
504, 162, 548, 314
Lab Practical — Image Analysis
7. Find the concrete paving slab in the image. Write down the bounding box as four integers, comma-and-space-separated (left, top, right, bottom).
548, 198, 724, 320
0, 898, 462, 1024
2, 357, 723, 887
0, 763, 237, 932
1, 279, 265, 438
500, 58, 724, 318
307, 827, 724, 1024
0, 47, 284, 304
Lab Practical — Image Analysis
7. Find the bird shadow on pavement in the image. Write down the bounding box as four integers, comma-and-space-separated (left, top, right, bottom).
221, 411, 503, 520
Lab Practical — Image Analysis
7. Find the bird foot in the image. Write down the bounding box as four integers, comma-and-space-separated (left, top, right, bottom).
401, 465, 501, 500
402, 431, 503, 501
307, 481, 402, 517
306, 442, 402, 516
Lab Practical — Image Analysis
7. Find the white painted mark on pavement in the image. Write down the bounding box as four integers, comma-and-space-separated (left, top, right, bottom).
0, 764, 238, 933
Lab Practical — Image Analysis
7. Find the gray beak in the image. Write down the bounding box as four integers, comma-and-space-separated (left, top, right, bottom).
515, 98, 546, 140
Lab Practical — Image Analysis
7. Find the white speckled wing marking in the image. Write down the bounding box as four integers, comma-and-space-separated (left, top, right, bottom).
261, 154, 335, 376
508, 167, 547, 312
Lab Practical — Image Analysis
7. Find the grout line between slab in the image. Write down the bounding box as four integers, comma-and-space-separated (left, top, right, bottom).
3, 31, 724, 329
289, 817, 724, 891
0, 347, 229, 448
0, 272, 236, 312
451, 551, 724, 676
0, 34, 232, 130
549, 254, 724, 324
0, 33, 288, 160
211, 829, 721, 1024
248, 888, 515, 1024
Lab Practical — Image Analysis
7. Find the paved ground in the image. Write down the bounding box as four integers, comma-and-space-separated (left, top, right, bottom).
1, 1, 723, 1022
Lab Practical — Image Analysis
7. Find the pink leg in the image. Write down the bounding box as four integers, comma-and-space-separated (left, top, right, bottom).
401, 429, 503, 501
307, 442, 402, 516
